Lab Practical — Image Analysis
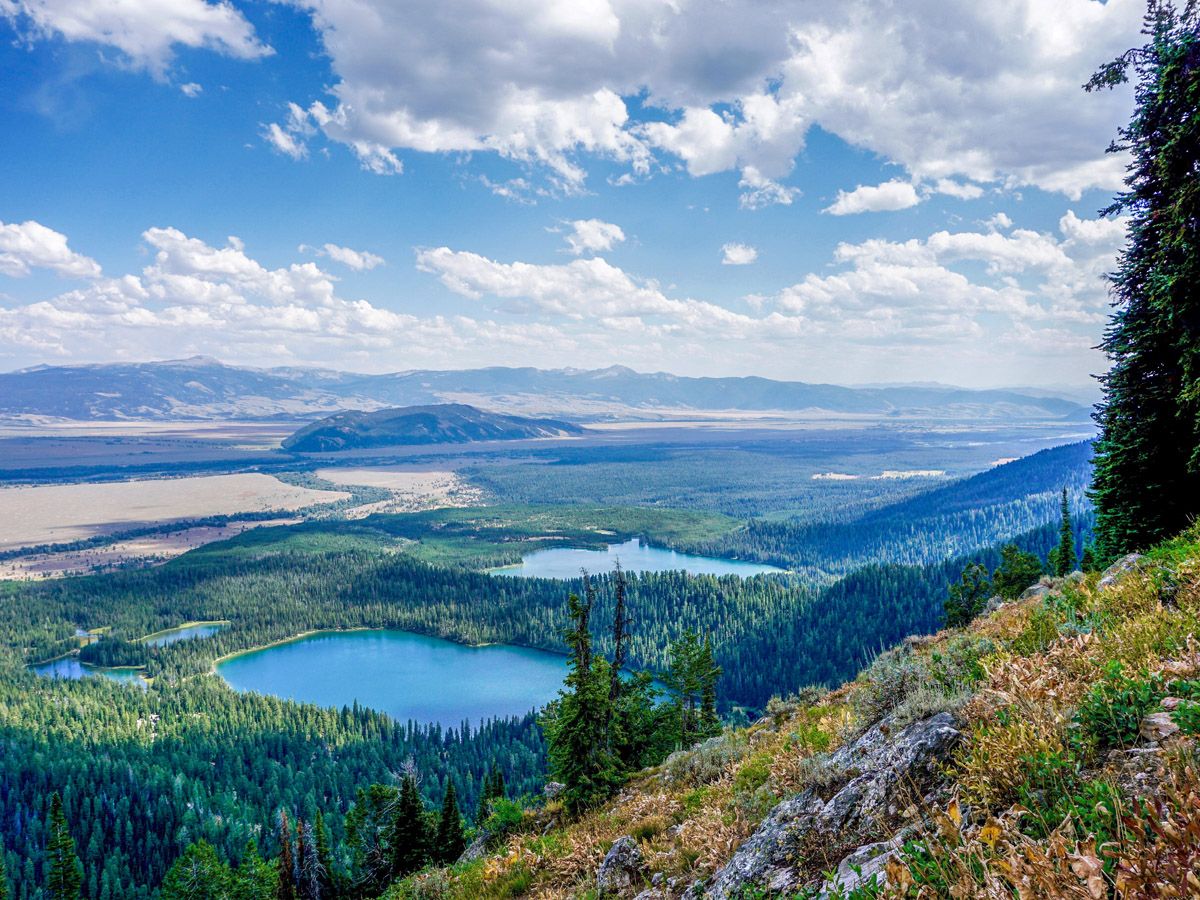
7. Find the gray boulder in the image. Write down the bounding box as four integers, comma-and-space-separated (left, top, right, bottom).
1099, 553, 1143, 590
1019, 581, 1053, 601
598, 836, 646, 895
703, 713, 960, 898
816, 835, 905, 898
457, 829, 491, 864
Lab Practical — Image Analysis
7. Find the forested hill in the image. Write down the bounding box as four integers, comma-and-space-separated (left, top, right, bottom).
281, 403, 584, 452
690, 440, 1094, 574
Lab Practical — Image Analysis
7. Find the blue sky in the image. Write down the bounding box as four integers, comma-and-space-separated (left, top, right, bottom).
0, 0, 1144, 387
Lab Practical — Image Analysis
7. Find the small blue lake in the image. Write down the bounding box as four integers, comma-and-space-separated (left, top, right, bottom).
217, 629, 570, 728
489, 538, 782, 579
141, 622, 225, 647
30, 657, 147, 687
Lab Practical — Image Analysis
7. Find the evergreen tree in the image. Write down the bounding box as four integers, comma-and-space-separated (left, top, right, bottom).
698, 636, 722, 739
992, 544, 1045, 600
1087, 1, 1200, 559
275, 810, 297, 900
1081, 543, 1098, 573
0, 849, 9, 900
475, 766, 506, 827
1054, 488, 1076, 576
230, 841, 276, 900
345, 785, 399, 897
45, 793, 82, 900
434, 783, 466, 864
390, 775, 430, 877
312, 812, 335, 899
159, 842, 230, 900
944, 562, 990, 628
665, 630, 721, 746
543, 578, 617, 813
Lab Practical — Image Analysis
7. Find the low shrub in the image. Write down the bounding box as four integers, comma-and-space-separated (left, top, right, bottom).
1074, 662, 1164, 752
662, 732, 748, 786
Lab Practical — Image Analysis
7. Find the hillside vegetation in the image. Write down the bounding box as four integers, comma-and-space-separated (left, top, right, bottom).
396, 529, 1200, 898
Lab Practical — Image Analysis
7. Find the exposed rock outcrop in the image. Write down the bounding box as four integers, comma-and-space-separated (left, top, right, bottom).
702, 712, 961, 898
1099, 553, 1144, 590
817, 834, 907, 898
598, 836, 646, 896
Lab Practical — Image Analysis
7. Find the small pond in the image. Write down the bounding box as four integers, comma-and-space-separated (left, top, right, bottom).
30, 657, 147, 687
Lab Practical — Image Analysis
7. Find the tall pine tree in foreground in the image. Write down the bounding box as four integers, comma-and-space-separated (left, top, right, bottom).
1088, 0, 1200, 559
45, 793, 82, 900
1052, 488, 1076, 577
434, 783, 466, 864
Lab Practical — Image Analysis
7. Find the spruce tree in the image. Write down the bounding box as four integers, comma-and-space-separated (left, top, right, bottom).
45, 793, 82, 900
1055, 488, 1076, 577
160, 842, 230, 900
543, 578, 617, 813
944, 562, 990, 628
312, 811, 335, 898
1088, 1, 1200, 559
992, 544, 1045, 600
434, 783, 466, 864
391, 775, 430, 877
0, 849, 9, 900
230, 841, 275, 900
698, 636, 722, 739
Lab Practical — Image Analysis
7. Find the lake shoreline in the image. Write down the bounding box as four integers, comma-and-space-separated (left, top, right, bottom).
138, 619, 231, 643
213, 628, 574, 728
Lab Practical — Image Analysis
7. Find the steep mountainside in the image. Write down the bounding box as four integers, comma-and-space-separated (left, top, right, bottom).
0, 357, 1092, 422
281, 404, 585, 452
400, 536, 1200, 898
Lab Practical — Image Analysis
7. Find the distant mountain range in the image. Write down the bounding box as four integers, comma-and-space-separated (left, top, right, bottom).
283, 404, 585, 452
0, 357, 1094, 422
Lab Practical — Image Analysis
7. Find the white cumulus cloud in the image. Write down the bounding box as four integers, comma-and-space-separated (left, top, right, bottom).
301, 243, 386, 271
255, 0, 1139, 202
0, 0, 271, 75
563, 219, 625, 255
0, 220, 102, 279
721, 243, 758, 265
824, 180, 921, 216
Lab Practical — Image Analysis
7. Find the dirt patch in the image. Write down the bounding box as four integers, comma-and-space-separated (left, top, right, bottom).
0, 519, 299, 580
0, 474, 346, 550
315, 466, 484, 514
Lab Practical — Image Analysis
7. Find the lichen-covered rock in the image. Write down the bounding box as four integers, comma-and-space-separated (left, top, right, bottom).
457, 829, 491, 864
817, 835, 905, 898
543, 781, 565, 800
598, 836, 646, 895
702, 791, 824, 897
703, 713, 960, 898
1019, 581, 1053, 600
1139, 711, 1180, 743
1099, 553, 1143, 590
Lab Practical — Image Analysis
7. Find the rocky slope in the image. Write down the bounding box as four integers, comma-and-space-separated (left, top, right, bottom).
385, 529, 1200, 898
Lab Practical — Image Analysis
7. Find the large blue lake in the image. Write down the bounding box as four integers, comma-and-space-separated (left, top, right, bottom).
489, 538, 782, 579
217, 629, 569, 728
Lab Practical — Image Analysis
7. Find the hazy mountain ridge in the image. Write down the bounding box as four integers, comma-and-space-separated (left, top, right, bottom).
282, 404, 586, 452
0, 357, 1093, 422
